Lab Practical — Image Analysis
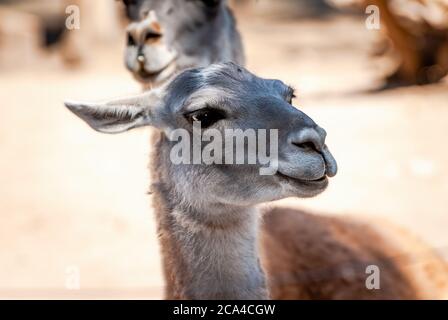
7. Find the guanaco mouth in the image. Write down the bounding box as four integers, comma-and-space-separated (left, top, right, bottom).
136, 58, 177, 81
276, 171, 328, 184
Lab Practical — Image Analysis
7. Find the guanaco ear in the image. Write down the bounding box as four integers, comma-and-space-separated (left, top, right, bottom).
64, 90, 162, 134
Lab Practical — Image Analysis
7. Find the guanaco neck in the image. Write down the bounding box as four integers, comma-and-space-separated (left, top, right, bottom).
150, 131, 268, 300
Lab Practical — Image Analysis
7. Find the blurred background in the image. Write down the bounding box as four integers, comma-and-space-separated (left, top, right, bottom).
0, 0, 447, 299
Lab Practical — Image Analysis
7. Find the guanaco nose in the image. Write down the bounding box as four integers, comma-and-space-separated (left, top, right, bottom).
290, 127, 326, 152
289, 126, 338, 177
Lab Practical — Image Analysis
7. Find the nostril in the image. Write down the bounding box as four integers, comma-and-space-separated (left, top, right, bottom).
127, 33, 136, 46
293, 141, 317, 152
145, 31, 162, 42
290, 128, 324, 153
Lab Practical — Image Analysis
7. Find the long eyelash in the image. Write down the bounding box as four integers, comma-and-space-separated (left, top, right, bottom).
287, 85, 296, 100
184, 100, 228, 116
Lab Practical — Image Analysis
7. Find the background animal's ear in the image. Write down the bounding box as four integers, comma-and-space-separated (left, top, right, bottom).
64, 91, 162, 134
119, 0, 141, 21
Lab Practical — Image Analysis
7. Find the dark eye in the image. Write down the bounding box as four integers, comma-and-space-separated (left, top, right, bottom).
200, 0, 221, 7
123, 0, 137, 5
127, 34, 136, 46
185, 108, 226, 128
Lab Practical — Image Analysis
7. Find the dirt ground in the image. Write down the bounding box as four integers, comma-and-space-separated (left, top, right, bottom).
0, 14, 447, 299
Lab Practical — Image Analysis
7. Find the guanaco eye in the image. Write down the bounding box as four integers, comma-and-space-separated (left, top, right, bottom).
201, 0, 220, 7
127, 34, 136, 46
185, 107, 226, 128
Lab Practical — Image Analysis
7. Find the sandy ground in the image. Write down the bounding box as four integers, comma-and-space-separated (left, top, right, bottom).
0, 15, 447, 299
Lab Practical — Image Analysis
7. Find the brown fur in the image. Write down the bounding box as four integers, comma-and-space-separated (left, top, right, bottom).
370, 0, 448, 85
149, 131, 448, 300
261, 206, 448, 299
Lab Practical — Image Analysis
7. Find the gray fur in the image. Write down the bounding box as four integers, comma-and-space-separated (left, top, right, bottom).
65, 63, 337, 299
123, 0, 244, 87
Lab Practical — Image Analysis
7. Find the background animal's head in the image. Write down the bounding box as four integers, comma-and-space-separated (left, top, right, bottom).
65, 63, 336, 208
122, 0, 244, 87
